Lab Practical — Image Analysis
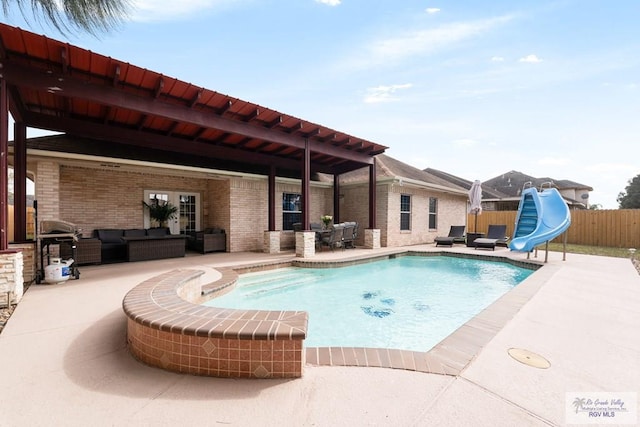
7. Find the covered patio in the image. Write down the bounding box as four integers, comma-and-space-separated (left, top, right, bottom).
0, 22, 387, 271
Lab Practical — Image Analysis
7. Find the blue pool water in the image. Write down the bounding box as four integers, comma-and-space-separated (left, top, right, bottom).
205, 256, 534, 352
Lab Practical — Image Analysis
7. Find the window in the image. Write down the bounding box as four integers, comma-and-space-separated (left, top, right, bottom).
400, 194, 411, 231
282, 193, 302, 230
429, 197, 438, 229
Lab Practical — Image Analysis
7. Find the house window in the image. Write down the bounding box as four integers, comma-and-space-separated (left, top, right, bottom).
400, 194, 411, 231
283, 193, 302, 230
429, 197, 438, 230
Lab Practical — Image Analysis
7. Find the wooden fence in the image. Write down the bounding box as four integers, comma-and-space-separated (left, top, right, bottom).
467, 209, 640, 248
7, 206, 36, 242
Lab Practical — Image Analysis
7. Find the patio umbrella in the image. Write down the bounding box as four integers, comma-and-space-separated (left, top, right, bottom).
468, 180, 483, 232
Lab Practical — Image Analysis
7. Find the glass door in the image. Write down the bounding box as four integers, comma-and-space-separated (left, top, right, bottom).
144, 190, 200, 234
177, 193, 200, 234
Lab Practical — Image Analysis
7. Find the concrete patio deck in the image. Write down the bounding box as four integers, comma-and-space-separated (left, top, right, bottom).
0, 245, 638, 426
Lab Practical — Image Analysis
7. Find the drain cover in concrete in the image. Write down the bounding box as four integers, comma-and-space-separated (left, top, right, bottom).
508, 348, 550, 369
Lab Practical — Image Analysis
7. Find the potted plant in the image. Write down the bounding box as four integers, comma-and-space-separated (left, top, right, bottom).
321, 214, 333, 229
143, 198, 178, 228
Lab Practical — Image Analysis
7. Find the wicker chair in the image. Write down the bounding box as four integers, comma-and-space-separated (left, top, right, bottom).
188, 229, 226, 253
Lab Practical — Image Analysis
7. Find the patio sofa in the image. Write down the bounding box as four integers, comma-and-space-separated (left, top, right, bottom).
93, 227, 187, 263
187, 228, 226, 253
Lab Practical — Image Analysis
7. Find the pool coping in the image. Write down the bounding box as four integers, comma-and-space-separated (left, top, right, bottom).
218, 250, 549, 377
122, 249, 549, 378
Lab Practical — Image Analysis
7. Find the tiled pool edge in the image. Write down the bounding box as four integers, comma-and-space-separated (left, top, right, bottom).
122, 250, 549, 379
123, 268, 307, 379
299, 250, 550, 376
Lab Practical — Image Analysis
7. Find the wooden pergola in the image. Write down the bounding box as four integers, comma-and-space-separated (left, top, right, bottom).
0, 23, 387, 249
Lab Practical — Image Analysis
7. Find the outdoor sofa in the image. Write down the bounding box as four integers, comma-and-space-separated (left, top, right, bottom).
91, 227, 187, 263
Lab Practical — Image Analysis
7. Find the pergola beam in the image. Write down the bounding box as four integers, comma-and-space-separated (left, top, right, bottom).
0, 59, 375, 165
22, 111, 345, 174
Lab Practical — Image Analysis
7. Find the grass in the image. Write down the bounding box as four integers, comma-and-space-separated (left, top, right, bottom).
545, 243, 635, 258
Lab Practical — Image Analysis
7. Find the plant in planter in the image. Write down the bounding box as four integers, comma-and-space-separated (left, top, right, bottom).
143, 198, 178, 228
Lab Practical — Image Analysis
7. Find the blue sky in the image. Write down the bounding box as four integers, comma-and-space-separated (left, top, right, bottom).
3, 0, 639, 208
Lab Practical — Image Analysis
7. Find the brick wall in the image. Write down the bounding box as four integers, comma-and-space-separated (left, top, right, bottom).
31, 159, 467, 253
35, 161, 60, 221
57, 165, 208, 236
341, 182, 466, 247
340, 183, 390, 246
230, 178, 268, 252
207, 179, 231, 250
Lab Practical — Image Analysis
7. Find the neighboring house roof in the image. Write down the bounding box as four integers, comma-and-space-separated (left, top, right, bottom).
482, 170, 593, 198
423, 168, 593, 207
341, 154, 468, 195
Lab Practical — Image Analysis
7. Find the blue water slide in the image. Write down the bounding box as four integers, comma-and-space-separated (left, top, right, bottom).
509, 187, 571, 252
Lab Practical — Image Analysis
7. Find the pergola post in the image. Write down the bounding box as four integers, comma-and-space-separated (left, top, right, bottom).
365, 158, 380, 249
301, 139, 310, 230
296, 139, 315, 258
268, 165, 276, 231
0, 79, 8, 250
333, 174, 340, 223
13, 122, 27, 242
368, 158, 377, 229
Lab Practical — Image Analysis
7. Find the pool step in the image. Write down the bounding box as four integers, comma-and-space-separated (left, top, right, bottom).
238, 271, 320, 297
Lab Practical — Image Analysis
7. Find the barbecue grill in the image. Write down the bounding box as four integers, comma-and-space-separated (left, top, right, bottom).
36, 220, 81, 284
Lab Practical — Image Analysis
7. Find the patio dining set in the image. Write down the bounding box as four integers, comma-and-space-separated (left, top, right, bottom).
293, 222, 359, 251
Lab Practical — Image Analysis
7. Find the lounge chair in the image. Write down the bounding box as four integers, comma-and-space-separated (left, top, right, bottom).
434, 225, 466, 247
474, 224, 509, 250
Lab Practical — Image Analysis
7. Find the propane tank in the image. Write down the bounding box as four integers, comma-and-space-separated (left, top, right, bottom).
44, 258, 74, 284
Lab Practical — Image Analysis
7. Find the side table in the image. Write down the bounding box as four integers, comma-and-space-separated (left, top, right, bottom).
466, 232, 485, 247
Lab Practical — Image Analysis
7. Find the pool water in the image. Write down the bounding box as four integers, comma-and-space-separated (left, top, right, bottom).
205, 256, 534, 352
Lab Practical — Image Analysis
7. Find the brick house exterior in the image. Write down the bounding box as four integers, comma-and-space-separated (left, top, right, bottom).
23, 139, 468, 253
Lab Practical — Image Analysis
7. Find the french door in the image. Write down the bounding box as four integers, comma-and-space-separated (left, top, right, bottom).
143, 190, 201, 235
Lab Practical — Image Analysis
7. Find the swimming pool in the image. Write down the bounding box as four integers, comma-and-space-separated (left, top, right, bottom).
206, 256, 534, 352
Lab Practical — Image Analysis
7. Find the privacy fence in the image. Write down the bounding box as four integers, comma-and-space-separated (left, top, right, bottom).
467, 209, 640, 249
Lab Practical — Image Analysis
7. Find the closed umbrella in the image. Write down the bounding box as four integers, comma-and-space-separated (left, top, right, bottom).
468, 180, 483, 233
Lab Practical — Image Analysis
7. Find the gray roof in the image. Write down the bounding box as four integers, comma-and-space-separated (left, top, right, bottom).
341, 154, 467, 193
424, 168, 504, 200
482, 170, 593, 197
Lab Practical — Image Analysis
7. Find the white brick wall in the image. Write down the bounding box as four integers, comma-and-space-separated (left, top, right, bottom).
0, 251, 24, 307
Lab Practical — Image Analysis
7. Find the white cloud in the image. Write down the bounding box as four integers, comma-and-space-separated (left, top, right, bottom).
519, 54, 542, 63
316, 0, 341, 5
129, 0, 233, 22
362, 15, 514, 67
426, 8, 441, 14
491, 56, 504, 62
364, 84, 412, 103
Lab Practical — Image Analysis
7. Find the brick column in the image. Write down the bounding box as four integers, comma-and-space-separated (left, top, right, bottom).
0, 250, 24, 307
364, 229, 380, 249
295, 231, 316, 258
263, 231, 281, 254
